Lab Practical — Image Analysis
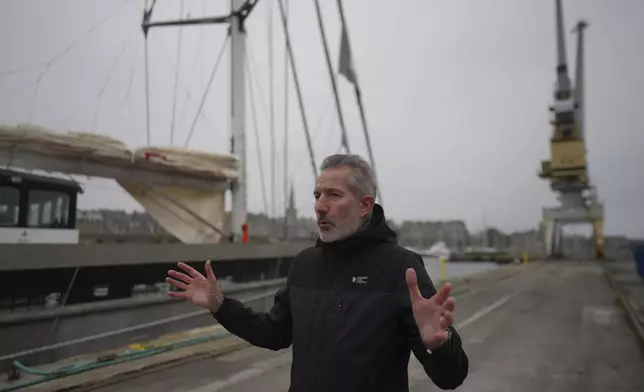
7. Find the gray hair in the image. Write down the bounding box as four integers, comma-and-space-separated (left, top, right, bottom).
320, 154, 378, 199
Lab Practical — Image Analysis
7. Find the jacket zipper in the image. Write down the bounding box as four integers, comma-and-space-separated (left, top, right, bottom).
328, 260, 343, 313
311, 299, 319, 391
316, 259, 332, 390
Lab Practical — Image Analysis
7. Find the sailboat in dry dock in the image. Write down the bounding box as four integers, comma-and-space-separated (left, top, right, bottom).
0, 0, 379, 306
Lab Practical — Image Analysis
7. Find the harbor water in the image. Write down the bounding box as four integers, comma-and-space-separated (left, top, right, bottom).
422, 257, 501, 281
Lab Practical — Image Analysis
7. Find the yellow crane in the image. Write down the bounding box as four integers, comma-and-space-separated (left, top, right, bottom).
538, 0, 604, 259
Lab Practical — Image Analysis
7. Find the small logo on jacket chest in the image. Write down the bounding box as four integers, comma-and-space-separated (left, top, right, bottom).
352, 276, 368, 284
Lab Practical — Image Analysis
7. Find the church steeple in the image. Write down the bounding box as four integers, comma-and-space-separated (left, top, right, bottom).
288, 184, 296, 212
285, 183, 297, 239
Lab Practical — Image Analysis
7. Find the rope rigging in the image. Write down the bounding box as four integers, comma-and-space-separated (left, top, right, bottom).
312, 0, 350, 154
0, 0, 383, 246
141, 0, 230, 149
335, 0, 381, 205
287, 90, 335, 180
177, 0, 208, 132
92, 32, 138, 132
52, 31, 138, 131
142, 0, 160, 146
246, 41, 290, 219
170, 0, 185, 146
104, 49, 140, 135
12, 0, 132, 123
141, 24, 222, 138
143, 34, 152, 145
0, 2, 128, 77
246, 57, 270, 217
183, 35, 230, 148
8, 0, 375, 225
276, 0, 318, 180
246, 41, 272, 131
0, 63, 46, 79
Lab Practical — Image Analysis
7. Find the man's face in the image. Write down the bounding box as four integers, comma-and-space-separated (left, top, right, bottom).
314, 166, 372, 242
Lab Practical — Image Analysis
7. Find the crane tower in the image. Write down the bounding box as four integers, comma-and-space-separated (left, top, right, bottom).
538, 0, 604, 259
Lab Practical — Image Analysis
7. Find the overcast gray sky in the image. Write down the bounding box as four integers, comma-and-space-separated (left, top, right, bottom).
0, 0, 642, 237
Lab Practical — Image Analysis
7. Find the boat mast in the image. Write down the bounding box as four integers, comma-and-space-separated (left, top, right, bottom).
282, 0, 290, 241
142, 0, 259, 242
230, 0, 249, 242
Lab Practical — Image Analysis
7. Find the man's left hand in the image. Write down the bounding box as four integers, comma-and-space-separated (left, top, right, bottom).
405, 268, 456, 350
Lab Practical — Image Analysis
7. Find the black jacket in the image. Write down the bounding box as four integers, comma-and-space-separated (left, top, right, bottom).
213, 204, 468, 391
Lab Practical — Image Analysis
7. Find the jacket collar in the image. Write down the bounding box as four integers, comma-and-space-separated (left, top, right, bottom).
313, 204, 397, 250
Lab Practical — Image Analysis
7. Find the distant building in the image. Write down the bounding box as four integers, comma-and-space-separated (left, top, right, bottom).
76, 205, 574, 257
221, 187, 316, 241
285, 185, 298, 239
397, 220, 470, 250
507, 229, 544, 256
76, 208, 171, 243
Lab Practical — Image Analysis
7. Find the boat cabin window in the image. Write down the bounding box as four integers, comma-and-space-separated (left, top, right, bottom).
27, 189, 71, 228
0, 186, 20, 227
0, 169, 80, 230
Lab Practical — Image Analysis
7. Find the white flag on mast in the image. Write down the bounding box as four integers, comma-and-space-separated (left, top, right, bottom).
338, 26, 357, 85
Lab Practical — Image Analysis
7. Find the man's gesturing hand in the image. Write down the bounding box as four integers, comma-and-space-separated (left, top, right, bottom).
405, 268, 456, 350
166, 261, 224, 313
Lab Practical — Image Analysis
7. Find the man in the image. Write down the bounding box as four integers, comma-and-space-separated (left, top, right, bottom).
166, 154, 468, 391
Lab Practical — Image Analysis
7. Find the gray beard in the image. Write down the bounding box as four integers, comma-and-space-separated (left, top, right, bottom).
317, 213, 366, 243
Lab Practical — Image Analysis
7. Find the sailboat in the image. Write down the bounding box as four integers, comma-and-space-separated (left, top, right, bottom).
0, 0, 379, 304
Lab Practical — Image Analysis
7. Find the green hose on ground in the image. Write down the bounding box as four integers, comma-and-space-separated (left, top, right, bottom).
1, 330, 232, 392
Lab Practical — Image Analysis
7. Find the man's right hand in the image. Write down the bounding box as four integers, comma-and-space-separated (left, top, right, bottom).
166, 261, 224, 313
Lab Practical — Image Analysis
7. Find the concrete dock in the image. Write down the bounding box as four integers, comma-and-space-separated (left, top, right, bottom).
603, 260, 644, 351
4, 260, 644, 392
